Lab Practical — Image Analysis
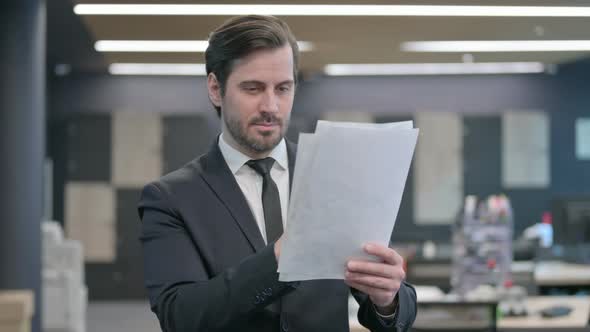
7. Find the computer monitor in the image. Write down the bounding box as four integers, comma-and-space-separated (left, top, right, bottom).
552, 197, 590, 245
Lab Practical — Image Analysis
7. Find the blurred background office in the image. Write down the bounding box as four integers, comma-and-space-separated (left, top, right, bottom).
1, 0, 590, 331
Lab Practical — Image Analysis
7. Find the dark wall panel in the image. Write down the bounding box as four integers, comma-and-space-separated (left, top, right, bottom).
504, 189, 551, 235
52, 75, 210, 114
116, 188, 146, 299
551, 108, 590, 196
162, 114, 219, 173
49, 117, 68, 224
463, 115, 502, 199
85, 189, 146, 300
551, 60, 590, 195
48, 114, 111, 226
294, 75, 557, 116
65, 114, 111, 181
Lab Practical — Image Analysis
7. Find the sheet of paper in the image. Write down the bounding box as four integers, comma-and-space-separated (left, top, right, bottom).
279, 122, 418, 281
288, 121, 414, 230
315, 120, 413, 132
288, 133, 319, 227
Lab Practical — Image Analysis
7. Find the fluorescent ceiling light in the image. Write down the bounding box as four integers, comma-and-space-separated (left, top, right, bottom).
324, 62, 546, 76
109, 63, 207, 75
297, 41, 314, 52
96, 40, 313, 52
97, 40, 209, 52
74, 4, 590, 17
403, 40, 590, 52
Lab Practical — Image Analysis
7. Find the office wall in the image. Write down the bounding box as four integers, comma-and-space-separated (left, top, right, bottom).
550, 59, 590, 196
48, 59, 590, 299
48, 112, 220, 299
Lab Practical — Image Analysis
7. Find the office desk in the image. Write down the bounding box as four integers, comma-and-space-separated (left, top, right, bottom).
350, 296, 590, 332
498, 296, 590, 331
349, 297, 497, 332
535, 261, 590, 286
406, 260, 537, 294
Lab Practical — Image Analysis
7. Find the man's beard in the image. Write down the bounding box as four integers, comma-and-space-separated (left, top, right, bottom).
224, 111, 289, 154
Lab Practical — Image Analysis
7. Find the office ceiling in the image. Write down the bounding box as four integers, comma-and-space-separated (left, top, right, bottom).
48, 0, 590, 76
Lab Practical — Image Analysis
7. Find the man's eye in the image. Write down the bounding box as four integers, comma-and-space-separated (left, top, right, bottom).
278, 86, 291, 92
244, 86, 260, 92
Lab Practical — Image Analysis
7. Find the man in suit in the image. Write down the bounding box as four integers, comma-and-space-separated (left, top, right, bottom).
138, 15, 417, 332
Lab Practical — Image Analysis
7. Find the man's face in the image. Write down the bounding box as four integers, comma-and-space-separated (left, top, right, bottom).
209, 45, 295, 157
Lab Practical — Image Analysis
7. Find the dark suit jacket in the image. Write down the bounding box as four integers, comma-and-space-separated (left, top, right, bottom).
138, 139, 417, 332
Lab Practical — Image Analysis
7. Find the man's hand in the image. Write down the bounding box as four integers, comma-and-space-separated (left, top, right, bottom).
344, 243, 405, 313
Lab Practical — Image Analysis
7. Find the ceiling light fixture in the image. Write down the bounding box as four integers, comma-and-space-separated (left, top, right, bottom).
402, 40, 590, 52
74, 4, 590, 17
323, 62, 546, 76
96, 40, 313, 52
108, 63, 207, 75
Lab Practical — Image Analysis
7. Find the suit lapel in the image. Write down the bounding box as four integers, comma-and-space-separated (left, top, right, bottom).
199, 139, 266, 252
198, 138, 298, 253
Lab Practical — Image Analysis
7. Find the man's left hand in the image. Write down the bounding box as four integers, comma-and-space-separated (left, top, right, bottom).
344, 243, 405, 314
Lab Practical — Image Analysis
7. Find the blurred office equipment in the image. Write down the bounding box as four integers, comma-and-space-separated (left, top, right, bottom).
451, 195, 514, 297
522, 211, 553, 248
0, 291, 34, 332
524, 197, 590, 295
552, 197, 590, 253
406, 245, 536, 296
405, 243, 454, 292
42, 221, 87, 332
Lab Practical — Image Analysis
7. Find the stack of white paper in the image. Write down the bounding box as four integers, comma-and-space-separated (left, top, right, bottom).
278, 120, 418, 281
42, 221, 88, 332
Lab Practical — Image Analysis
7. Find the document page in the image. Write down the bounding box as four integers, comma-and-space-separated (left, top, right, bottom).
278, 121, 418, 281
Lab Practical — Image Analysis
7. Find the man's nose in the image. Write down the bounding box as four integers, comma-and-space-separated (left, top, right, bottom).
260, 90, 279, 113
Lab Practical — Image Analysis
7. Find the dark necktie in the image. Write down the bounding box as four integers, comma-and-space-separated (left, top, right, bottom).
246, 157, 284, 243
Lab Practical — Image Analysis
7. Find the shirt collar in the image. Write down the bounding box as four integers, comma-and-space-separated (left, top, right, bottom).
218, 132, 288, 175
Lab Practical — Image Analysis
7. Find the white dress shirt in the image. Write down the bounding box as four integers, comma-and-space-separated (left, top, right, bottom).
218, 133, 290, 244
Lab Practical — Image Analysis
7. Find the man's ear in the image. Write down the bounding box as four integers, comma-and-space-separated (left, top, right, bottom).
207, 73, 222, 107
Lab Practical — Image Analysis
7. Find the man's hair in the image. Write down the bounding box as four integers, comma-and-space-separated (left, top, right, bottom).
205, 15, 300, 117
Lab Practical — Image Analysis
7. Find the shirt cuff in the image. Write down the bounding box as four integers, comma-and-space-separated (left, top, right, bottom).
374, 304, 397, 320
373, 295, 399, 323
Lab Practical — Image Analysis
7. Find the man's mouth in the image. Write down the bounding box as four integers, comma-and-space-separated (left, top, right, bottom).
251, 116, 281, 129
253, 122, 277, 128
250, 112, 282, 131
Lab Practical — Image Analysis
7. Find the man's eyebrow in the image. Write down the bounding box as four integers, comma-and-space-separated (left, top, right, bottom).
277, 80, 295, 86
238, 80, 294, 86
239, 80, 265, 86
